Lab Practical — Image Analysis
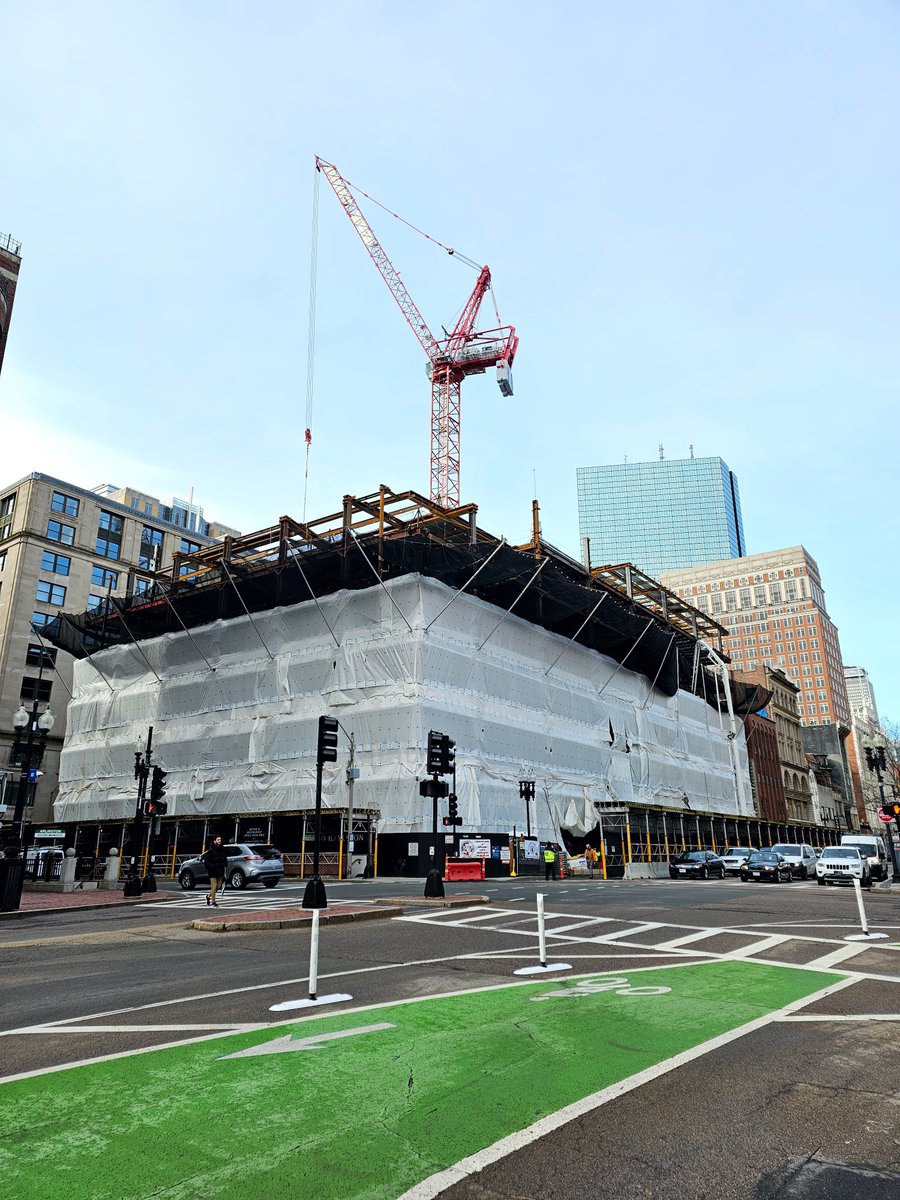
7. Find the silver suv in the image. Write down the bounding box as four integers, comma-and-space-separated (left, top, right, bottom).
769, 843, 817, 880
178, 844, 284, 891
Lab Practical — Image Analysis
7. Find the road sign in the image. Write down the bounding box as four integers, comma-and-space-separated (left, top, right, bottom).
877, 810, 895, 823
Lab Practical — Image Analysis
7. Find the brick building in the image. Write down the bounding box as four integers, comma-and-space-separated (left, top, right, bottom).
0, 233, 22, 379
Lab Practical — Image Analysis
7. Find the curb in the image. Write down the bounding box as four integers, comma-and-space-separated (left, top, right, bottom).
191, 905, 403, 932
0, 893, 179, 921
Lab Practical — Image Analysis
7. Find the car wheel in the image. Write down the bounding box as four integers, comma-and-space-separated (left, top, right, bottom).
817, 877, 825, 885
178, 869, 195, 890
800, 867, 808, 881
263, 878, 278, 888
228, 870, 246, 889
699, 866, 707, 880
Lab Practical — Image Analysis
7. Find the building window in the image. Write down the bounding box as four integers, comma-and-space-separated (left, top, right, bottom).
140, 526, 164, 569
91, 566, 119, 589
133, 578, 151, 596
820, 704, 829, 714
25, 643, 57, 669
47, 520, 76, 545
87, 594, 106, 612
31, 612, 54, 629
0, 549, 6, 571
36, 580, 66, 606
96, 510, 123, 559
51, 491, 80, 517
785, 580, 797, 600
20, 677, 53, 703
41, 551, 71, 575
739, 588, 751, 607
769, 582, 782, 603
754, 586, 766, 606
180, 537, 200, 556
96, 536, 121, 560
0, 492, 15, 535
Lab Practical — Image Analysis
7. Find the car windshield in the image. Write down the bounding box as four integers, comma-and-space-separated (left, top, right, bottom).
725, 848, 752, 856
674, 852, 705, 862
824, 848, 861, 859
748, 852, 778, 863
249, 844, 282, 859
771, 845, 800, 855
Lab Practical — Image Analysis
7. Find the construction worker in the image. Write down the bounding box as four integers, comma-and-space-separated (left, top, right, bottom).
543, 844, 557, 881
584, 843, 598, 879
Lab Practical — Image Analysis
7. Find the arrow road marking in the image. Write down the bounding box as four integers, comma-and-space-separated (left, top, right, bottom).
219, 1022, 396, 1059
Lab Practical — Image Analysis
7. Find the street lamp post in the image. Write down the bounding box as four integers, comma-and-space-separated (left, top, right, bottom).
4, 700, 55, 909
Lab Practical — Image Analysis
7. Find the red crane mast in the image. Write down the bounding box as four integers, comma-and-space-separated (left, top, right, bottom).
316, 157, 518, 509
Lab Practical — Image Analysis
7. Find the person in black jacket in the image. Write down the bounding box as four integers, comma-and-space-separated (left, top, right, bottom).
202, 835, 228, 906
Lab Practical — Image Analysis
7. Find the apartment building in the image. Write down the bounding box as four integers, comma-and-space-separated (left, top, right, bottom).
0, 472, 239, 834
738, 664, 811, 824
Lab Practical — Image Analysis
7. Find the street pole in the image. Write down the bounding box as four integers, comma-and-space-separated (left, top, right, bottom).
345, 733, 355, 880
5, 699, 55, 910
124, 727, 152, 898
424, 770, 445, 898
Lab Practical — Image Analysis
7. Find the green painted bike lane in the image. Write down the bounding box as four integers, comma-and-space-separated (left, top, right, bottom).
0, 960, 843, 1200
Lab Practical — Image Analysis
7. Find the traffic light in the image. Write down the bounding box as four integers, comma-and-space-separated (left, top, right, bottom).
420, 778, 448, 799
427, 730, 443, 774
150, 766, 167, 804
881, 802, 900, 820
447, 793, 462, 825
317, 715, 339, 764
439, 735, 455, 776
865, 746, 887, 772
519, 780, 535, 802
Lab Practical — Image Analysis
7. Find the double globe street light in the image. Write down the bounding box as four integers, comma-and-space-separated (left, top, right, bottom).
9, 701, 55, 850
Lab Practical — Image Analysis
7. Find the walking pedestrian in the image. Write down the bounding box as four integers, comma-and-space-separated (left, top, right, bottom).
585, 844, 598, 879
543, 844, 556, 881
202, 835, 228, 907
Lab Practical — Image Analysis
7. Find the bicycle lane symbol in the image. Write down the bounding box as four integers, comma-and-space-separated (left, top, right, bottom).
530, 975, 672, 1001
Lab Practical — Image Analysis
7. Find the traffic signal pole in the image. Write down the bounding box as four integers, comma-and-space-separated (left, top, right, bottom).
424, 769, 445, 898
124, 726, 152, 898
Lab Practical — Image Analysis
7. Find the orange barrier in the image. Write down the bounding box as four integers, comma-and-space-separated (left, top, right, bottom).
444, 858, 485, 881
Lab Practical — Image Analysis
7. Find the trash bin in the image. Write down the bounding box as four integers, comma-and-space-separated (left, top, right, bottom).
0, 855, 25, 912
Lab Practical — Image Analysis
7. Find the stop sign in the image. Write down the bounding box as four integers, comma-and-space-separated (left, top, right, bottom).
878, 810, 895, 823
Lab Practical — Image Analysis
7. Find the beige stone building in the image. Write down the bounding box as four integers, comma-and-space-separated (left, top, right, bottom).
0, 472, 238, 837
738, 664, 811, 823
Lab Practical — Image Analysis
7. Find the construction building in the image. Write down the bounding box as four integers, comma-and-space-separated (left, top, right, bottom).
0, 233, 22, 379
39, 487, 842, 879
0, 472, 239, 837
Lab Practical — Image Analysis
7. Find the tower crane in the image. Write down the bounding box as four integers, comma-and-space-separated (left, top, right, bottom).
316, 157, 518, 509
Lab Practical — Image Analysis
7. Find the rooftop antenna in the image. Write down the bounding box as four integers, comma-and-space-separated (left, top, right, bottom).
659, 443, 664, 460
689, 443, 694, 459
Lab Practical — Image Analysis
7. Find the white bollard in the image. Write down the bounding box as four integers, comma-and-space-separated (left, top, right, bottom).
513, 892, 572, 975
269, 908, 353, 1011
845, 877, 888, 941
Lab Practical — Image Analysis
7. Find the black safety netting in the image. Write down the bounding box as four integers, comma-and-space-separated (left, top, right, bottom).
42, 533, 713, 705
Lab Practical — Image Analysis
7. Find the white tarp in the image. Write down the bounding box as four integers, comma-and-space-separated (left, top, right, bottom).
55, 574, 752, 840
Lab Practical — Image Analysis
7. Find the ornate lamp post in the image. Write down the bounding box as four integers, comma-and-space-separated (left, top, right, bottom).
3, 701, 55, 910
10, 702, 55, 846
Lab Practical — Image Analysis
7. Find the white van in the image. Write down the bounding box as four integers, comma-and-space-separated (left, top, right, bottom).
840, 835, 890, 882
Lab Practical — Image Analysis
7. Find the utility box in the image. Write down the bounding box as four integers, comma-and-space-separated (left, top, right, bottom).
0, 855, 25, 912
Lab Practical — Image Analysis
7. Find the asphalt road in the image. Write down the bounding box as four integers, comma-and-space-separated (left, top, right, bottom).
2, 876, 898, 1198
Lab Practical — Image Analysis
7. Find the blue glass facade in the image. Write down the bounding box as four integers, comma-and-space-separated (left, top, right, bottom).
576, 456, 745, 579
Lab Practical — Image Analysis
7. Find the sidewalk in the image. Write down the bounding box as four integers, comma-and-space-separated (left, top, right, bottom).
2, 889, 178, 919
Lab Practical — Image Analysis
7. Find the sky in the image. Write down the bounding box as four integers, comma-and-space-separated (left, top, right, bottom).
1, 1, 898, 722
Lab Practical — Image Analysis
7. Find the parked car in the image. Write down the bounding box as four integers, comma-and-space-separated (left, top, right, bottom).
816, 845, 871, 887
739, 851, 793, 883
178, 844, 284, 890
719, 846, 757, 876
769, 843, 818, 880
668, 850, 726, 880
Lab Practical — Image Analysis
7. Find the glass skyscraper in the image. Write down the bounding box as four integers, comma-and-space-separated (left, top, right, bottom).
576, 455, 745, 579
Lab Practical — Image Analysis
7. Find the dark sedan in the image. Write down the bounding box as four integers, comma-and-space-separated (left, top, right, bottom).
668, 850, 726, 880
739, 851, 793, 883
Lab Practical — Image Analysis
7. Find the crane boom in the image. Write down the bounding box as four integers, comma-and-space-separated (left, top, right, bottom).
316, 157, 440, 361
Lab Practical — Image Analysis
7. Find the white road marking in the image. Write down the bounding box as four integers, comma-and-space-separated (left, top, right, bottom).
806, 943, 873, 970
15, 1023, 268, 1034
725, 934, 790, 957
397, 974, 860, 1200
776, 1013, 900, 1022
588, 922, 666, 943
219, 1022, 396, 1058
654, 929, 723, 950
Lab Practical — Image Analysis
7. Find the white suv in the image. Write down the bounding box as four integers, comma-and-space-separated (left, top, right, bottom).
816, 846, 870, 887
769, 843, 818, 880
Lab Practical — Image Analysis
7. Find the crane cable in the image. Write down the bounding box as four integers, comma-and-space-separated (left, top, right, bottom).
303, 164, 320, 522
338, 171, 482, 271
